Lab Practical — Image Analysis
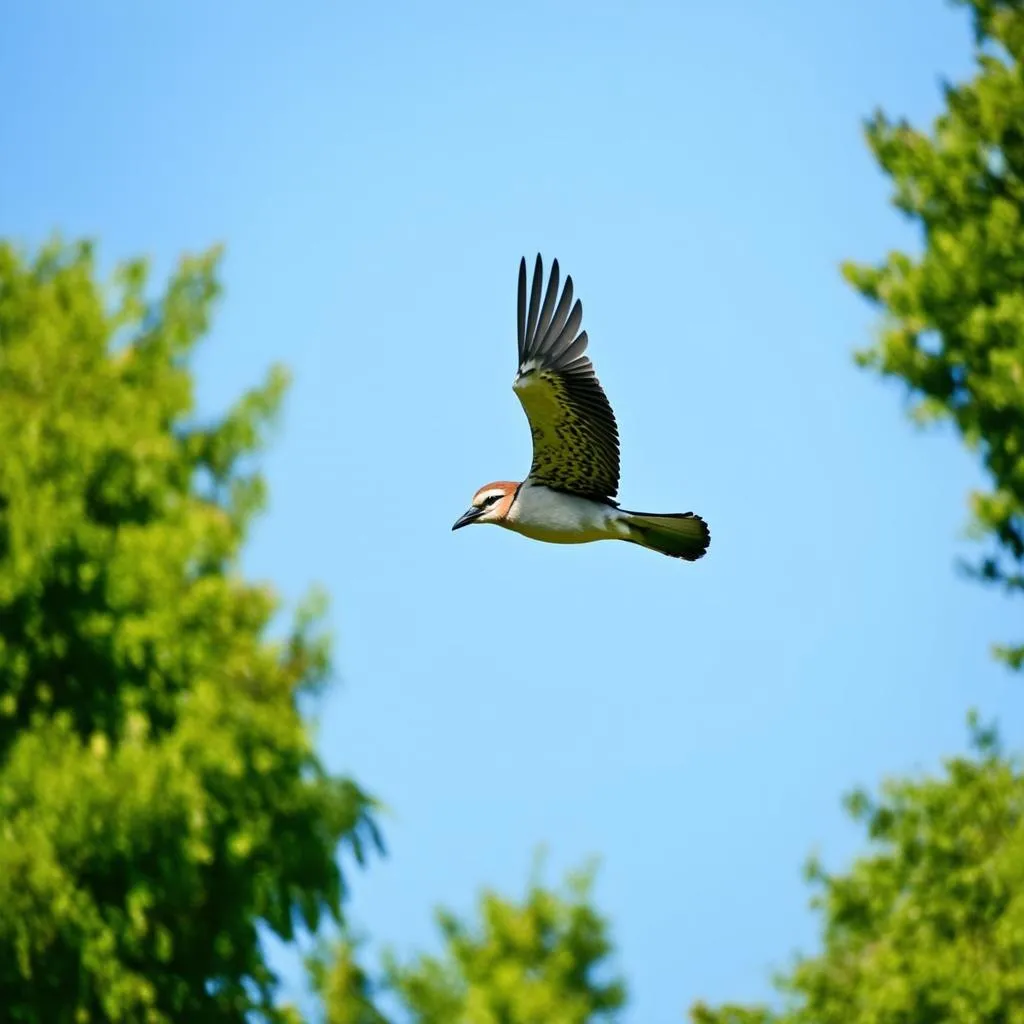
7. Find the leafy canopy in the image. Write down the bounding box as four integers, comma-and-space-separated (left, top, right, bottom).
842, 0, 1024, 666
693, 2, 1024, 1020
0, 238, 381, 1024
691, 716, 1024, 1024
309, 861, 627, 1024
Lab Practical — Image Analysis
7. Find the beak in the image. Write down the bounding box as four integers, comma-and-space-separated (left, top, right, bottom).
452, 506, 483, 531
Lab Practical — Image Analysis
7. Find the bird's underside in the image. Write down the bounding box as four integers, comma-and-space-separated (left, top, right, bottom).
451, 255, 710, 563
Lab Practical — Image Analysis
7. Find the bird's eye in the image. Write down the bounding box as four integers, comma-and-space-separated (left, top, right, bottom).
482, 494, 501, 507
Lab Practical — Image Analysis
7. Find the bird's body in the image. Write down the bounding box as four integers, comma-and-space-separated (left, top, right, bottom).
503, 481, 628, 545
453, 255, 710, 563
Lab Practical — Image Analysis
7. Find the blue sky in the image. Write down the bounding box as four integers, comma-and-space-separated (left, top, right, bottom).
4, 1, 1024, 1020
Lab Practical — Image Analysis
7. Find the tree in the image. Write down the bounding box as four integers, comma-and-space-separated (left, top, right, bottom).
0, 238, 381, 1023
691, 2, 1024, 1020
310, 861, 627, 1024
841, 0, 1024, 667
690, 716, 1024, 1024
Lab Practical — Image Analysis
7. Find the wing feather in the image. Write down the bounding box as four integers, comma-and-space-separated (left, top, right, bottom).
524, 257, 543, 363
536, 260, 561, 346
512, 255, 620, 500
538, 276, 574, 354
559, 331, 589, 366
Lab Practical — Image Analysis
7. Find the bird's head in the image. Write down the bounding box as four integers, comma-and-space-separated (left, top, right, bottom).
451, 481, 519, 531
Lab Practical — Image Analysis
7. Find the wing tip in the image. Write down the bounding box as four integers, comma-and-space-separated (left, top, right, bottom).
516, 253, 591, 368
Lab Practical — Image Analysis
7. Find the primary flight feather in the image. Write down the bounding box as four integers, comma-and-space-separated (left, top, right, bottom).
452, 255, 710, 562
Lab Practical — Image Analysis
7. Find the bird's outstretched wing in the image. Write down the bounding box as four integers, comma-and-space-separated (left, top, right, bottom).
513, 254, 620, 501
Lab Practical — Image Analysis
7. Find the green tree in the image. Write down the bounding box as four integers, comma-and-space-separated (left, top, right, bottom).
690, 716, 1024, 1024
692, 2, 1024, 1020
310, 862, 626, 1024
842, 0, 1024, 666
0, 238, 381, 1023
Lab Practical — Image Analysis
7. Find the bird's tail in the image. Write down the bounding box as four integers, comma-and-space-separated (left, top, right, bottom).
621, 510, 710, 562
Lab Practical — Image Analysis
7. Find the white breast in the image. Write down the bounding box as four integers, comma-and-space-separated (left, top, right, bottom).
504, 483, 627, 545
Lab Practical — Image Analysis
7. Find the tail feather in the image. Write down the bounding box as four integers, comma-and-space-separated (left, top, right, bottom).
622, 510, 710, 562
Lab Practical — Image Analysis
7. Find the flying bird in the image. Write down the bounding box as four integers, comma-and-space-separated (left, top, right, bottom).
452, 255, 710, 562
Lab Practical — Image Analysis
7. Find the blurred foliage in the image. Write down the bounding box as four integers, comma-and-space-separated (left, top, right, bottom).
690, 714, 1024, 1024
306, 934, 390, 1024
842, 0, 1024, 666
309, 861, 626, 1024
694, 2, 1024, 1020
0, 238, 382, 1023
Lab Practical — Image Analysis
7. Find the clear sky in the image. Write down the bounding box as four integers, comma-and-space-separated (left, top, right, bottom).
4, 2, 1024, 1020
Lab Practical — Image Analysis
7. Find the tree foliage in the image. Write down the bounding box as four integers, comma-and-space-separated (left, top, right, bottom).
842, 0, 1024, 666
310, 863, 627, 1024
306, 935, 390, 1024
692, 3, 1024, 1020
691, 716, 1024, 1024
0, 238, 381, 1023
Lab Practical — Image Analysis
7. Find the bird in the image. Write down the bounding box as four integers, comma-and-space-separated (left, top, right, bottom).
452, 254, 710, 562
